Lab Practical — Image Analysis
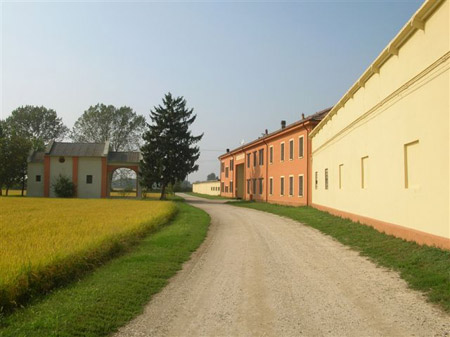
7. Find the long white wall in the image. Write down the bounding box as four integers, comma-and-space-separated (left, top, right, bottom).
193, 181, 221, 196
311, 0, 449, 243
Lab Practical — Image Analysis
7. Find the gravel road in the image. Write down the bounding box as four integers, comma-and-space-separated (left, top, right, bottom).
115, 193, 450, 337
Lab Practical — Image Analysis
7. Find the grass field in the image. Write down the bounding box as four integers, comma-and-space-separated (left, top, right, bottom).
231, 201, 450, 312
0, 202, 210, 337
0, 197, 176, 313
1, 189, 25, 197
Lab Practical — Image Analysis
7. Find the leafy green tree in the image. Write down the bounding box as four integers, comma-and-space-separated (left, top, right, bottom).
140, 93, 203, 200
6, 106, 68, 151
0, 126, 31, 196
71, 104, 146, 151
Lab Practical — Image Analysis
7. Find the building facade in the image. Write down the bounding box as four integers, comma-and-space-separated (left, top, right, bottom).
27, 141, 142, 198
192, 180, 221, 196
310, 0, 449, 249
219, 109, 330, 206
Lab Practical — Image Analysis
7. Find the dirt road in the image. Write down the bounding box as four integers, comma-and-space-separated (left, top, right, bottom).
116, 194, 450, 337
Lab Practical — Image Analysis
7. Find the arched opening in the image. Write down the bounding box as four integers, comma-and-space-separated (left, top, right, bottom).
110, 167, 138, 198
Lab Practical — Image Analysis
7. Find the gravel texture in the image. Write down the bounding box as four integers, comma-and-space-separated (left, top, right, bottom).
115, 194, 450, 337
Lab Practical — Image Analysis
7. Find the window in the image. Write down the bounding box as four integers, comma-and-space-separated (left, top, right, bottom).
298, 175, 304, 197
280, 143, 285, 162
258, 178, 263, 195
361, 156, 369, 189
35, 175, 41, 182
225, 167, 229, 178
339, 164, 344, 189
86, 175, 93, 184
404, 140, 420, 189
315, 171, 318, 189
230, 159, 234, 171
253, 151, 257, 167
230, 181, 233, 193
269, 177, 273, 195
221, 182, 224, 192
221, 162, 224, 172
269, 146, 273, 164
247, 154, 251, 168
259, 149, 264, 165
289, 139, 294, 160
325, 169, 328, 190
247, 179, 250, 194
225, 186, 229, 193
289, 176, 294, 196
252, 178, 257, 194
299, 136, 304, 158
280, 177, 285, 196
58, 156, 65, 163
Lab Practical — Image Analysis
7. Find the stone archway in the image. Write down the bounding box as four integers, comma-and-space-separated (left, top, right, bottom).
107, 165, 141, 198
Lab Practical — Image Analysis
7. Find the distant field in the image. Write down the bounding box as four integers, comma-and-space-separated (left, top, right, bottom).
0, 197, 176, 312
1, 189, 25, 196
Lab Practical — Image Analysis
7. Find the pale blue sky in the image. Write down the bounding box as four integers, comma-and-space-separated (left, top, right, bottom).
1, 0, 421, 182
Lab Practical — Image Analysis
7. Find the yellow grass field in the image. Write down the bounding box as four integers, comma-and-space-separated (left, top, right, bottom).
0, 197, 176, 311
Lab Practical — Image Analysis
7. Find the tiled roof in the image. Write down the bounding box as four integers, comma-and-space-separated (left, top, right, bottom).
219, 107, 332, 158
47, 142, 107, 157
107, 152, 141, 164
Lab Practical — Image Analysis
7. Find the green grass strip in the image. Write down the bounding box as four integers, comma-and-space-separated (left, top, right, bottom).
0, 202, 210, 337
230, 201, 450, 312
185, 192, 232, 200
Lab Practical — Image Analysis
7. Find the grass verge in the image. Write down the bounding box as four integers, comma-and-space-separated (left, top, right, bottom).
0, 202, 210, 336
186, 192, 232, 200
230, 201, 450, 312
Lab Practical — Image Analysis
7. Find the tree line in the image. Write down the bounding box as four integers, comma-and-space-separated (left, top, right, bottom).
0, 93, 202, 199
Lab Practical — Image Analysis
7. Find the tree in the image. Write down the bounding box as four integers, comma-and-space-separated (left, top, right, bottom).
71, 104, 146, 151
140, 93, 203, 200
6, 106, 68, 151
207, 173, 218, 181
0, 125, 31, 196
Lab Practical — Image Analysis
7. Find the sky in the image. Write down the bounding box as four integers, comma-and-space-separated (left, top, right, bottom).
1, 0, 422, 183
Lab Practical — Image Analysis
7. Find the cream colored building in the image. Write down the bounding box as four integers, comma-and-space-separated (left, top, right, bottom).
192, 180, 221, 196
310, 0, 449, 249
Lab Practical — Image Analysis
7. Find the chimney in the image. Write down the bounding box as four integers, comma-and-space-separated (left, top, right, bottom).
302, 113, 305, 119
265, 129, 268, 135
226, 148, 230, 153
281, 120, 286, 129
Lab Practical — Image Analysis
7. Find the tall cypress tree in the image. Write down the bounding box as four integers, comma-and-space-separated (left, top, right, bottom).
141, 93, 203, 200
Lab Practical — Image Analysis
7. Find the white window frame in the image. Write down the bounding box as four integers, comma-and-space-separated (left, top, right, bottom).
280, 142, 285, 162
288, 174, 294, 196
269, 146, 274, 164
298, 136, 304, 158
258, 178, 263, 195
298, 174, 304, 197
269, 177, 273, 196
280, 176, 285, 196
289, 139, 294, 161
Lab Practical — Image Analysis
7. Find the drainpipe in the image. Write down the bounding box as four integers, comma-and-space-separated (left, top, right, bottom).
306, 124, 311, 206
262, 138, 269, 203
